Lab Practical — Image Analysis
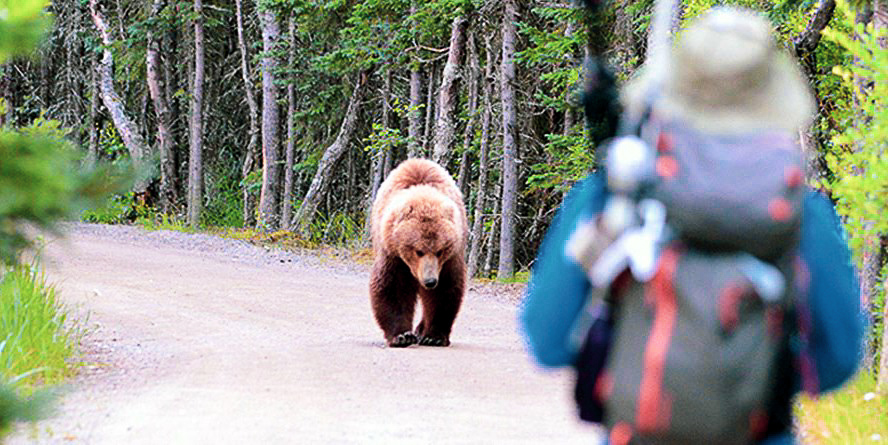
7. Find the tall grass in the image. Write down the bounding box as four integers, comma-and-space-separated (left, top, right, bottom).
0, 262, 83, 389
795, 371, 887, 444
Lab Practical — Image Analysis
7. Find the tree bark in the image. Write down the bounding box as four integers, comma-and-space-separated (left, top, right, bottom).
498, 0, 519, 280
292, 73, 367, 235
456, 31, 479, 197
235, 0, 261, 227
791, 0, 837, 184
422, 62, 437, 157
186, 0, 205, 227
89, 0, 151, 193
146, 0, 177, 214
86, 53, 100, 167
431, 16, 469, 165
258, 2, 282, 231
364, 70, 392, 242
467, 37, 494, 278
407, 1, 423, 158
483, 184, 501, 279
281, 16, 297, 230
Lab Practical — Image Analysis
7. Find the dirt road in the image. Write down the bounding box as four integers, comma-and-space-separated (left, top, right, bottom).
10, 224, 601, 444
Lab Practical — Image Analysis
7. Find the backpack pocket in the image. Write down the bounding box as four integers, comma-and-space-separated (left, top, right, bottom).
603, 247, 789, 445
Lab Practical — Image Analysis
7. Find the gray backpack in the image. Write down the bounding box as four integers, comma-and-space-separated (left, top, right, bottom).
591, 121, 806, 444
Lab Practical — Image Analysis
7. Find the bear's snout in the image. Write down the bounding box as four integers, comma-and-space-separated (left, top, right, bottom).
418, 256, 440, 289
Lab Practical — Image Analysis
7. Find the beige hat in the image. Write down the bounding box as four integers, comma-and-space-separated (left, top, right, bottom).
623, 7, 816, 134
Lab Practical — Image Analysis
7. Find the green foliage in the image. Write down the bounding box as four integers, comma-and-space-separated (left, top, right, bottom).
202, 174, 245, 229
526, 127, 597, 194
821, 4, 887, 366
364, 122, 407, 159
136, 213, 195, 233
0, 120, 121, 263
0, 382, 53, 437
305, 211, 364, 246
80, 192, 151, 225
795, 370, 887, 443
0, 261, 83, 388
822, 16, 887, 256
0, 0, 50, 64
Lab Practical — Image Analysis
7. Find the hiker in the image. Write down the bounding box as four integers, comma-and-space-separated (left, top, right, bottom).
521, 7, 862, 445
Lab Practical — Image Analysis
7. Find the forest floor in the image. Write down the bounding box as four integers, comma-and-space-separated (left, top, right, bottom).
8, 223, 602, 444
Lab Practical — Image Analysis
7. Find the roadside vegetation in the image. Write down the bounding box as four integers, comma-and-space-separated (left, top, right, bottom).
0, 0, 117, 437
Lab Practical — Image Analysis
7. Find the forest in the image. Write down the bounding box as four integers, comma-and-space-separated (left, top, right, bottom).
1, 0, 885, 383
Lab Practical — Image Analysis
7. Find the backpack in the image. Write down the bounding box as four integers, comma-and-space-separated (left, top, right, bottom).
570, 118, 807, 445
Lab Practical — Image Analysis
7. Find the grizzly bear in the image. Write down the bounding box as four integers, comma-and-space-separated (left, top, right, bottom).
369, 158, 468, 347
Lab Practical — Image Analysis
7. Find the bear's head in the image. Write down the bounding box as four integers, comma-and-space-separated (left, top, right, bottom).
383, 186, 463, 290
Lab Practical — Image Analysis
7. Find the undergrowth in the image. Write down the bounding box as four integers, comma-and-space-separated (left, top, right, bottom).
795, 370, 887, 444
0, 262, 83, 390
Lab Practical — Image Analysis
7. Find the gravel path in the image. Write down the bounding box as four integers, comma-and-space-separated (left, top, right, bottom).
8, 223, 602, 444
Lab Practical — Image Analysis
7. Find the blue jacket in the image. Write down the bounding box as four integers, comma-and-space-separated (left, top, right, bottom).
520, 172, 862, 437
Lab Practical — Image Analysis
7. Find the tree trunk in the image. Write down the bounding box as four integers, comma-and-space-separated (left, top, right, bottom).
281, 16, 297, 230
258, 3, 282, 231
422, 62, 437, 157
86, 53, 100, 166
186, 0, 205, 227
431, 16, 468, 165
467, 37, 494, 278
89, 0, 151, 193
483, 184, 501, 279
292, 73, 367, 235
456, 31, 479, 197
146, 0, 177, 214
563, 6, 575, 134
408, 1, 423, 158
498, 0, 519, 280
792, 0, 837, 183
364, 70, 392, 242
235, 0, 261, 227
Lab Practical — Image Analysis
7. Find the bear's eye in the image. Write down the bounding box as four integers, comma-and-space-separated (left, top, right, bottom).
436, 249, 444, 257
415, 249, 424, 257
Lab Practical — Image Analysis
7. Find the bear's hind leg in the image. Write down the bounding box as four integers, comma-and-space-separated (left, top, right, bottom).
370, 257, 419, 347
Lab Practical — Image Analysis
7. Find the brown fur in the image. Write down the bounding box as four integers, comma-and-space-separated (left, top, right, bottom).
369, 159, 468, 347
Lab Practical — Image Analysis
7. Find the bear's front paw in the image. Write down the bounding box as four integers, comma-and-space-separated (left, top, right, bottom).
418, 335, 450, 347
388, 331, 418, 348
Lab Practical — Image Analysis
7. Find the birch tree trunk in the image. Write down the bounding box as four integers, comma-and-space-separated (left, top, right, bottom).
292, 73, 367, 235
236, 0, 261, 227
364, 70, 392, 242
89, 0, 151, 193
86, 53, 99, 167
431, 16, 468, 165
467, 37, 494, 278
483, 184, 501, 279
379, 71, 393, 194
498, 0, 519, 280
187, 0, 205, 227
422, 63, 436, 157
281, 16, 297, 230
258, 3, 282, 230
147, 0, 177, 214
408, 1, 423, 158
456, 31, 479, 197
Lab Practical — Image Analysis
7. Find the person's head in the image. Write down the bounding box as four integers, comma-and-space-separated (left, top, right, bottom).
623, 7, 815, 134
